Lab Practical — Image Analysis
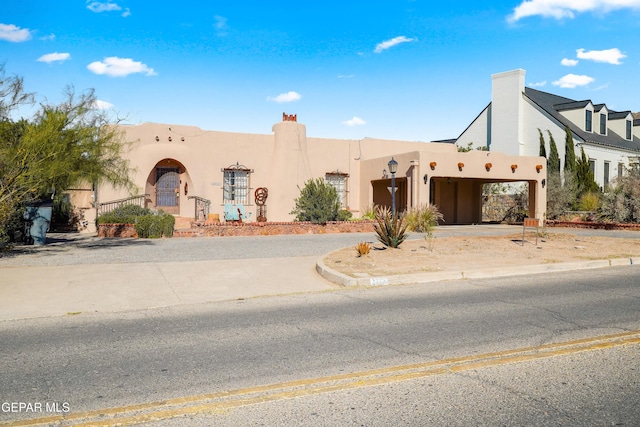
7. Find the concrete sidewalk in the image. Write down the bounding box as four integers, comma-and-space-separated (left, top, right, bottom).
0, 256, 335, 321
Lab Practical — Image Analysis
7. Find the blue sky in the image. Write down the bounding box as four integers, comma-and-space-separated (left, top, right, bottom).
2, 1, 640, 142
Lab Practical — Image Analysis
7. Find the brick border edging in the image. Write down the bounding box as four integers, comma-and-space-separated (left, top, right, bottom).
545, 220, 640, 231
99, 221, 377, 238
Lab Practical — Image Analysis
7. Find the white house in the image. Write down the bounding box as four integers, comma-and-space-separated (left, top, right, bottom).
457, 69, 640, 188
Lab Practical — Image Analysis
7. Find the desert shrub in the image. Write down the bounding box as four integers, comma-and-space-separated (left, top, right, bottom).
290, 178, 340, 224
404, 204, 443, 234
360, 205, 377, 220
337, 209, 353, 221
97, 204, 151, 224
355, 241, 371, 257
600, 167, 640, 223
577, 191, 600, 212
134, 212, 175, 238
373, 206, 408, 248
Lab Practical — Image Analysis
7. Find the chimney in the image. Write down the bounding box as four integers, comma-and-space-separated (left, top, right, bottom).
490, 69, 525, 156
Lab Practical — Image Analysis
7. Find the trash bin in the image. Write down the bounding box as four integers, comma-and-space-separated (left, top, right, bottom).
24, 200, 53, 245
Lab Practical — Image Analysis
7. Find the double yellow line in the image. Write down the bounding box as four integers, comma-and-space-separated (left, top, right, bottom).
4, 330, 639, 427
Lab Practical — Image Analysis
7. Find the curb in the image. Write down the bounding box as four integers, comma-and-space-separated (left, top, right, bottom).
316, 255, 637, 288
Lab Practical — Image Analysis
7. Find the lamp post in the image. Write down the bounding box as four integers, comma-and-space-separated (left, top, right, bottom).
388, 157, 398, 216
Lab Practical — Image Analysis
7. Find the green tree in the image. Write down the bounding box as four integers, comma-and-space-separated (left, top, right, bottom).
538, 128, 547, 158
0, 67, 135, 244
575, 147, 600, 198
290, 177, 340, 223
564, 126, 576, 174
547, 130, 561, 175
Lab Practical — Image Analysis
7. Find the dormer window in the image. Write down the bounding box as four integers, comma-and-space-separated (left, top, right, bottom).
600, 113, 607, 135
585, 110, 592, 132
627, 120, 632, 140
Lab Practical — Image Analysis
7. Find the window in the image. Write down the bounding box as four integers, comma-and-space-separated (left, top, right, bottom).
222, 163, 252, 205
325, 172, 349, 208
627, 120, 632, 140
618, 162, 625, 178
585, 110, 592, 132
600, 113, 606, 135
589, 159, 596, 175
604, 162, 610, 189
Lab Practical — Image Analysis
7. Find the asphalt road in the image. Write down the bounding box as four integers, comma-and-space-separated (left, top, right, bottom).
1, 264, 638, 426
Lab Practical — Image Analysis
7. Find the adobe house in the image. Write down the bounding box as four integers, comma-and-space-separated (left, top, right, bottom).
83, 113, 546, 231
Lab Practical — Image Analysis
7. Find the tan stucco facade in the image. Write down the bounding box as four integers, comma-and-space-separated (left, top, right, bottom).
91, 116, 546, 228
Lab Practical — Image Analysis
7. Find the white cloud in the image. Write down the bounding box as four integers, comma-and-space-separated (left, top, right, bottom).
87, 1, 122, 13
87, 57, 157, 77
40, 33, 56, 41
122, 8, 131, 17
561, 58, 578, 66
528, 81, 547, 87
267, 91, 301, 103
93, 99, 114, 110
342, 116, 366, 126
0, 23, 32, 42
214, 15, 228, 35
576, 48, 626, 64
552, 74, 595, 88
374, 36, 416, 53
508, 0, 640, 23
37, 52, 70, 64
338, 74, 354, 79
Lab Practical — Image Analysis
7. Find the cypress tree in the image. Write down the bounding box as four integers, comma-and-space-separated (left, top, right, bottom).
575, 147, 600, 197
547, 130, 561, 174
564, 126, 576, 174
538, 129, 547, 158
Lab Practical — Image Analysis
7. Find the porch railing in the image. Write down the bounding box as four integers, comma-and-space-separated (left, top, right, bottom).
98, 194, 149, 215
188, 196, 211, 222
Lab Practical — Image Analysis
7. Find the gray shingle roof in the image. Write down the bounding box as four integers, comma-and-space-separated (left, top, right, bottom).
524, 88, 640, 152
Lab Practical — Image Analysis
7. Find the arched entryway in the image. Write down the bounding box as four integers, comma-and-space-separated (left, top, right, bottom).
146, 159, 190, 215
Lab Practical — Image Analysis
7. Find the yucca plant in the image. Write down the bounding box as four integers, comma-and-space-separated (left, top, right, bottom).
373, 206, 408, 248
355, 241, 371, 257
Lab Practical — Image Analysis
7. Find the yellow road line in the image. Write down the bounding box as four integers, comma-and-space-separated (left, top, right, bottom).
3, 330, 639, 427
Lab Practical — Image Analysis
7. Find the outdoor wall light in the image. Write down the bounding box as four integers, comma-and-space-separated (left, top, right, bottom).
155, 136, 159, 141
168, 136, 172, 142
388, 157, 398, 216
429, 161, 437, 170
423, 174, 428, 184
542, 179, 546, 188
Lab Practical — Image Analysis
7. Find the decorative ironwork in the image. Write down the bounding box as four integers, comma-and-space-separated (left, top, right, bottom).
188, 196, 211, 224
98, 194, 149, 215
255, 187, 268, 222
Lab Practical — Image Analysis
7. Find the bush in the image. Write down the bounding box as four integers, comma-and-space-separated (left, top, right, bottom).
97, 204, 174, 238
98, 204, 151, 224
360, 205, 377, 220
405, 204, 443, 234
600, 166, 640, 223
577, 191, 600, 212
134, 212, 175, 238
337, 209, 353, 221
290, 178, 340, 224
373, 206, 408, 248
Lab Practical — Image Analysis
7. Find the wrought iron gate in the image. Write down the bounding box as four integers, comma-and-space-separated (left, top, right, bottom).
156, 168, 180, 207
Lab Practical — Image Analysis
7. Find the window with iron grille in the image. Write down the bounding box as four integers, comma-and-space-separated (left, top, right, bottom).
325, 172, 349, 208
222, 163, 252, 205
